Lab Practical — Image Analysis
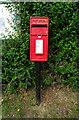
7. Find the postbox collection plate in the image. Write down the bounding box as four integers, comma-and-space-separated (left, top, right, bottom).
36, 39, 43, 54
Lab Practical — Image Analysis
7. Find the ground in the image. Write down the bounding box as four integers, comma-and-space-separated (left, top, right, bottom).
2, 85, 79, 118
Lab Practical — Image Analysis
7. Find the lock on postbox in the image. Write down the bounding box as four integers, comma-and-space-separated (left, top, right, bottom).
30, 17, 49, 61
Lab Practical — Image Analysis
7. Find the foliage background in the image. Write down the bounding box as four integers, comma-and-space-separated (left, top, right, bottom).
2, 2, 79, 93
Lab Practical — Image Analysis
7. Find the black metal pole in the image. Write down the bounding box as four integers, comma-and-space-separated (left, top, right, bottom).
36, 61, 41, 105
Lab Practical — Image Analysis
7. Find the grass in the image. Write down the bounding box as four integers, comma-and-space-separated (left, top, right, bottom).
2, 85, 79, 118
2, 94, 25, 118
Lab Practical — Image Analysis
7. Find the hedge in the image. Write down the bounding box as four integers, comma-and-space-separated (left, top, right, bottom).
2, 2, 79, 93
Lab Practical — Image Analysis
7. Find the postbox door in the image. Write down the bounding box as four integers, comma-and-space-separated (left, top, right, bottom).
30, 35, 48, 61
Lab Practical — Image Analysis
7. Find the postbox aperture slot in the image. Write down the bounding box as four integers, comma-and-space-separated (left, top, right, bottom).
32, 25, 47, 27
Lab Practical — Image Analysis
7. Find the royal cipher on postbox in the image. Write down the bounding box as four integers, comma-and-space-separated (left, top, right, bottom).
30, 17, 49, 61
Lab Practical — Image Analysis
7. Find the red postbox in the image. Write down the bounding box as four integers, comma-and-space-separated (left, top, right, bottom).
30, 17, 49, 61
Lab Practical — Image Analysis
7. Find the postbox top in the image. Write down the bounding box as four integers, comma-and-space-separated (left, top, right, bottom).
30, 17, 49, 25
30, 17, 49, 19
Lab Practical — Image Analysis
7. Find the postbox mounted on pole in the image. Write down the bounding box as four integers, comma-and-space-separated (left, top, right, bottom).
30, 17, 49, 61
30, 17, 49, 105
